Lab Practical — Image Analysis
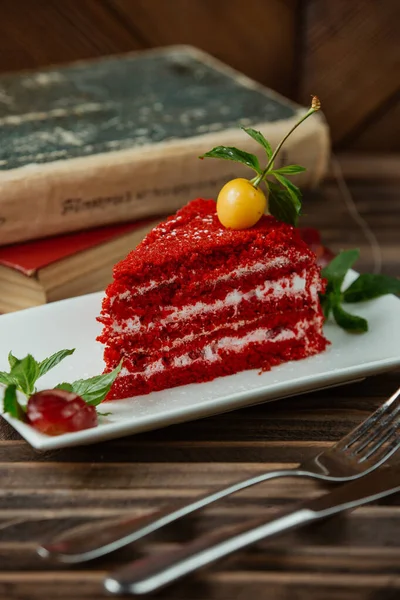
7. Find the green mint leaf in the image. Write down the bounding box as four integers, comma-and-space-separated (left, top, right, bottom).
343, 273, 400, 303
10, 355, 39, 396
1, 349, 75, 397
271, 165, 307, 175
272, 173, 302, 214
268, 181, 300, 226
0, 371, 17, 387
56, 363, 121, 407
240, 126, 273, 159
332, 304, 368, 333
55, 382, 74, 393
37, 349, 75, 379
199, 146, 261, 174
321, 249, 360, 291
8, 352, 20, 370
268, 187, 298, 226
3, 385, 26, 420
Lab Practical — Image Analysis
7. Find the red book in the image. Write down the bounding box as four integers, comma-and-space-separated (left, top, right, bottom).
0, 218, 163, 313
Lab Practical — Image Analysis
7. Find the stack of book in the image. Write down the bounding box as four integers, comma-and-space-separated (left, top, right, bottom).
0, 45, 330, 312
0, 219, 162, 313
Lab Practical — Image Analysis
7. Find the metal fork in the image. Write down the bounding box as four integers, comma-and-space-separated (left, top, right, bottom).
38, 386, 400, 564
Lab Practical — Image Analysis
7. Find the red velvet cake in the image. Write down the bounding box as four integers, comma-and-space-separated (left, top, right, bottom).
98, 198, 328, 399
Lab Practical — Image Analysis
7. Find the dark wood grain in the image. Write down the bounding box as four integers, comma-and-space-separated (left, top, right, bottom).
348, 97, 400, 152
0, 157, 399, 599
0, 0, 143, 74
299, 0, 400, 147
108, 0, 298, 97
0, 0, 297, 97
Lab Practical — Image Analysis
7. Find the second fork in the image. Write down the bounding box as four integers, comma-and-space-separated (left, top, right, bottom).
37, 386, 400, 563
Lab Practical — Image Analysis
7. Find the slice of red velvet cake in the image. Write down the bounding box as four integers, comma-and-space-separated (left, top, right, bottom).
98, 198, 328, 399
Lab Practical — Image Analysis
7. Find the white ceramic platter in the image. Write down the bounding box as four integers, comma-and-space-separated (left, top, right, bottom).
1, 275, 399, 450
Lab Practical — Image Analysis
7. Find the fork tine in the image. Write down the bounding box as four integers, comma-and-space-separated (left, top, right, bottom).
356, 423, 400, 462
340, 388, 400, 450
353, 402, 400, 454
359, 431, 400, 464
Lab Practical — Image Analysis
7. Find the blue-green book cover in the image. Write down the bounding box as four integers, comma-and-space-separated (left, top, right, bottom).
0, 46, 329, 245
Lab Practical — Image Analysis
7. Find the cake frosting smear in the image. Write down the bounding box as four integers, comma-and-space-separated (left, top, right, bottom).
97, 198, 328, 399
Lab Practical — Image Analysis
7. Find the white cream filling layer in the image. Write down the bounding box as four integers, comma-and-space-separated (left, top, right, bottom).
112, 254, 307, 303
119, 317, 318, 379
127, 299, 322, 355
164, 273, 306, 324
113, 276, 178, 304
111, 269, 320, 335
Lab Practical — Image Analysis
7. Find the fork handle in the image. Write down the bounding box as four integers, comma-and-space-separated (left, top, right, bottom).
38, 468, 305, 563
105, 507, 315, 595
105, 466, 400, 595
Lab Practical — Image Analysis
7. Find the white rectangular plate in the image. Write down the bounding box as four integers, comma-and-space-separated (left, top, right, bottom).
1, 274, 400, 450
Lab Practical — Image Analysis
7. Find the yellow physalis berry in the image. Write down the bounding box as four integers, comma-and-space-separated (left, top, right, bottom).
217, 178, 268, 230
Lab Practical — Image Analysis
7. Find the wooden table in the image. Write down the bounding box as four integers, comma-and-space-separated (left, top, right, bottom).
1, 154, 399, 599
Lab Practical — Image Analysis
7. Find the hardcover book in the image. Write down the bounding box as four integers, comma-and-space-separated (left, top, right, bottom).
0, 45, 330, 246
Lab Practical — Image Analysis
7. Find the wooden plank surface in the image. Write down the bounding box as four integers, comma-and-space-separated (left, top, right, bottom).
0, 158, 399, 599
0, 0, 143, 72
299, 0, 400, 147
0, 0, 297, 97
108, 0, 298, 97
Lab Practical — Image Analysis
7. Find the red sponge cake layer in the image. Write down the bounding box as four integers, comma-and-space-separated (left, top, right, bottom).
98, 199, 328, 399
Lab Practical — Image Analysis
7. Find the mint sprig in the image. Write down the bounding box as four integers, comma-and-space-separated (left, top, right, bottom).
332, 304, 368, 333
1, 349, 120, 421
8, 352, 19, 370
199, 97, 321, 226
0, 371, 17, 387
3, 385, 26, 420
343, 273, 400, 303
200, 146, 262, 174
272, 165, 307, 175
37, 349, 75, 379
1, 349, 75, 397
55, 363, 122, 407
321, 249, 360, 306
320, 249, 400, 332
240, 126, 273, 159
268, 181, 300, 227
9, 355, 39, 396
